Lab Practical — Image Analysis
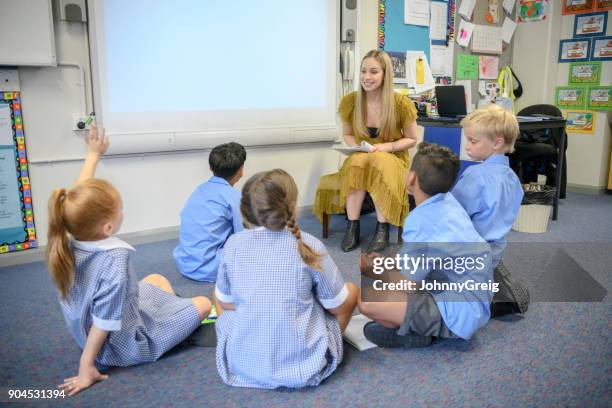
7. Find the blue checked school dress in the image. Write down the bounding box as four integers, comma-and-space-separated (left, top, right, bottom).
215, 227, 349, 389
58, 237, 201, 367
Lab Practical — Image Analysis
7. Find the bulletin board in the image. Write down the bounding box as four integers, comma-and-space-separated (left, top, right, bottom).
378, 0, 516, 108
0, 92, 37, 254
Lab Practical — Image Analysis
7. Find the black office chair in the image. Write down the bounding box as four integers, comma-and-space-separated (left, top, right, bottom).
510, 104, 567, 202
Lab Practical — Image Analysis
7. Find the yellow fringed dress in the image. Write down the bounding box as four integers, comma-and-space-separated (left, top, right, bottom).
313, 91, 417, 227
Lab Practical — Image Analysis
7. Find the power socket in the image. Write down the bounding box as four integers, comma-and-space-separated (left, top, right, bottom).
73, 114, 94, 131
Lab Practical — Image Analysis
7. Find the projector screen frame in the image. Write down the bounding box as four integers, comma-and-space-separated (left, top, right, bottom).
87, 0, 342, 155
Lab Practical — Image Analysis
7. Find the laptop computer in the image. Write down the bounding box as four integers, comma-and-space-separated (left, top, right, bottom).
435, 85, 467, 118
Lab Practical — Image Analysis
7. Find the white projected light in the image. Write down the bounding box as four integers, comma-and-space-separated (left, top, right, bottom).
88, 0, 339, 154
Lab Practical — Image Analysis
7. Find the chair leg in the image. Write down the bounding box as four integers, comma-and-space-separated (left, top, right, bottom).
397, 226, 403, 244
322, 212, 329, 239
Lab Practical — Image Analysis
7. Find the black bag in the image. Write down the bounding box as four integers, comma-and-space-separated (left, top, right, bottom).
521, 183, 555, 206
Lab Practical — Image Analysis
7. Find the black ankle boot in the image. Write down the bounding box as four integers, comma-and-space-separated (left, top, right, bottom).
341, 220, 360, 252
367, 222, 389, 253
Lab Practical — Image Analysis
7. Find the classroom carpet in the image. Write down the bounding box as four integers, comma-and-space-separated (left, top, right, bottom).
1, 192, 611, 407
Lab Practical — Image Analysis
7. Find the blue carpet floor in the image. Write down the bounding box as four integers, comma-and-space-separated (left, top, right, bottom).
1, 192, 611, 407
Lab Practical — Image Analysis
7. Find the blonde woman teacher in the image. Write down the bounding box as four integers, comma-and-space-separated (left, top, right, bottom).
313, 50, 418, 252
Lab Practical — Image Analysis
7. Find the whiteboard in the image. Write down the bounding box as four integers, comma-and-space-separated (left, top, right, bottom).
0, 0, 56, 66
87, 0, 340, 156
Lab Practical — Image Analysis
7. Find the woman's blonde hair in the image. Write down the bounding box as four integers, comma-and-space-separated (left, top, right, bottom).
240, 169, 322, 270
354, 50, 397, 142
460, 104, 520, 153
46, 179, 121, 298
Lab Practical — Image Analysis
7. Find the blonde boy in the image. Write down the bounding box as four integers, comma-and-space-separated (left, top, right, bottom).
452, 104, 530, 316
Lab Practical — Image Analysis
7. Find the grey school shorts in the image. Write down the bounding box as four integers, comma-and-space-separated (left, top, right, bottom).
397, 290, 458, 339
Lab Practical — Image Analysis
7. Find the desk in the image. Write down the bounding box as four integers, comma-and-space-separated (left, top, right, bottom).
417, 117, 567, 220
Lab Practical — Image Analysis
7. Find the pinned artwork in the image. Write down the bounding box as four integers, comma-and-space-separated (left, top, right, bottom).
518, 0, 548, 22
486, 0, 501, 24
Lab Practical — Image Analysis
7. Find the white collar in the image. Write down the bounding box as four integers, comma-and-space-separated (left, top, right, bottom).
72, 236, 135, 252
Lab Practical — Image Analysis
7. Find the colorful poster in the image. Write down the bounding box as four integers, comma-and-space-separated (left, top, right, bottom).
558, 39, 591, 62
565, 110, 596, 133
590, 36, 612, 60
562, 0, 595, 15
568, 62, 601, 85
555, 87, 587, 108
456, 54, 479, 80
518, 0, 548, 22
479, 55, 499, 79
586, 86, 612, 110
573, 12, 608, 37
388, 51, 408, 84
595, 0, 612, 11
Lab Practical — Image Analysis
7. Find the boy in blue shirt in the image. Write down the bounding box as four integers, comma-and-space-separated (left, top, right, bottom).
359, 143, 493, 347
452, 104, 530, 317
173, 142, 246, 282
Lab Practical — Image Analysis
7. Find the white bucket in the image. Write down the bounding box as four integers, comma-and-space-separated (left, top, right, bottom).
512, 204, 552, 233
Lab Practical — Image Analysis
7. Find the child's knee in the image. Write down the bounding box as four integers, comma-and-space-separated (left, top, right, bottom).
358, 300, 377, 318
192, 296, 212, 320
144, 273, 168, 285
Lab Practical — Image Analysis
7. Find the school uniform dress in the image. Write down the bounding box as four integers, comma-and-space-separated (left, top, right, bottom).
215, 227, 348, 389
173, 176, 243, 282
313, 91, 417, 227
401, 193, 492, 340
59, 237, 200, 367
451, 154, 524, 269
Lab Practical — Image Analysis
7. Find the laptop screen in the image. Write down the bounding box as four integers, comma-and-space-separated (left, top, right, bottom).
435, 85, 467, 117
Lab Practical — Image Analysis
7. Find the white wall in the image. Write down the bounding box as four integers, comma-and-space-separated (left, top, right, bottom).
513, 5, 611, 190
22, 14, 347, 246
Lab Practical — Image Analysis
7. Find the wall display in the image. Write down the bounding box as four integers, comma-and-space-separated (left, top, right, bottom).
564, 110, 596, 133
595, 0, 612, 11
518, 0, 548, 22
586, 86, 612, 110
555, 86, 587, 108
562, 0, 595, 15
0, 92, 36, 254
568, 61, 602, 85
456, 54, 480, 80
558, 38, 591, 62
590, 36, 612, 60
573, 12, 608, 37
479, 55, 500, 79
388, 51, 408, 83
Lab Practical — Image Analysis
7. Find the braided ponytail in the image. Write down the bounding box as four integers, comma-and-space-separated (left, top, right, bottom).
286, 209, 321, 271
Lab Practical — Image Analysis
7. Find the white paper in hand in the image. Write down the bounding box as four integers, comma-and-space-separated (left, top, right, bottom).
333, 141, 374, 156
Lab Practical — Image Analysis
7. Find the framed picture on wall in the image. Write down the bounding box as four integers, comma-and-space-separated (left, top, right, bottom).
562, 0, 595, 15
573, 12, 608, 37
568, 62, 602, 85
595, 0, 612, 11
590, 36, 612, 61
564, 110, 596, 133
586, 86, 612, 110
555, 86, 588, 108
558, 39, 591, 62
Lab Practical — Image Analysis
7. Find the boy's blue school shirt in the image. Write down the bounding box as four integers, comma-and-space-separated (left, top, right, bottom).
173, 176, 242, 282
402, 193, 492, 340
451, 154, 523, 268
